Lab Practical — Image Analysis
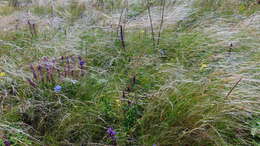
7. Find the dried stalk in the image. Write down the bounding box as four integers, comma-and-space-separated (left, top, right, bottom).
146, 0, 155, 49
117, 0, 127, 37
119, 25, 126, 49
157, 0, 166, 47
226, 78, 242, 99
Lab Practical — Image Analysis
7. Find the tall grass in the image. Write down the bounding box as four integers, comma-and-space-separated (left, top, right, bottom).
194, 0, 260, 15
0, 0, 259, 145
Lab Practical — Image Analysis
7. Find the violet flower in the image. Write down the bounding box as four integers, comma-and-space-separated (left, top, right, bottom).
79, 60, 85, 77
30, 64, 37, 80
78, 56, 85, 76
37, 65, 44, 81
4, 140, 11, 146
107, 127, 116, 141
43, 56, 48, 62
66, 56, 70, 77
79, 60, 85, 67
45, 64, 51, 82
70, 56, 75, 76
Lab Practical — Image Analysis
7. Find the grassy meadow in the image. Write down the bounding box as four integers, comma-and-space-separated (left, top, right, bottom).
0, 0, 259, 145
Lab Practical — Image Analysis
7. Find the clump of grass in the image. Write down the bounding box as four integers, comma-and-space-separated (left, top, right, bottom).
137, 81, 256, 145
194, 0, 260, 15
0, 6, 16, 16
56, 0, 86, 23
31, 6, 52, 16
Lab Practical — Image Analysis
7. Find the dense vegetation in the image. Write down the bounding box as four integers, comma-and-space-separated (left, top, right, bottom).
0, 0, 259, 145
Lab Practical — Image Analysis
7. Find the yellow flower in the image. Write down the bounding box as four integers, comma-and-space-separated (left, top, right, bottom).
115, 99, 121, 106
200, 64, 208, 70
140, 30, 145, 34
0, 72, 6, 77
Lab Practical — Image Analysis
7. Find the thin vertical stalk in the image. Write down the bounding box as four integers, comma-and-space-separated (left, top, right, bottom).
119, 25, 126, 49
146, 0, 155, 49
117, 0, 126, 37
226, 78, 242, 99
157, 0, 166, 47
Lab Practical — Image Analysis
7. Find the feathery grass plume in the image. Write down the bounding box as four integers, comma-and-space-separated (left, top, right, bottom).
0, 0, 259, 145
9, 0, 19, 8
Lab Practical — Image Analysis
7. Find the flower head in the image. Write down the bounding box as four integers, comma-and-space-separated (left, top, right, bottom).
54, 85, 62, 93
115, 99, 121, 106
200, 63, 208, 70
4, 140, 11, 146
79, 60, 85, 66
0, 72, 6, 77
37, 65, 42, 71
107, 127, 116, 137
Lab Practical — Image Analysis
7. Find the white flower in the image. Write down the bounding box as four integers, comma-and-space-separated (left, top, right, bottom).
71, 80, 78, 84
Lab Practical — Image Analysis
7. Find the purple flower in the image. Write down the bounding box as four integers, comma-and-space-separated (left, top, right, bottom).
54, 85, 62, 93
37, 65, 44, 81
30, 64, 37, 80
43, 57, 48, 62
4, 140, 11, 146
79, 60, 85, 66
66, 57, 71, 75
79, 60, 85, 77
37, 65, 42, 71
107, 127, 116, 137
66, 56, 70, 63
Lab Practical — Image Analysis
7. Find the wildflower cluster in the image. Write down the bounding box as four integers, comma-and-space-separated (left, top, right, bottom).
27, 56, 86, 87
4, 140, 11, 146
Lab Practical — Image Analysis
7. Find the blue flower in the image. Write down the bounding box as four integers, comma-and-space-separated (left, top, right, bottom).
54, 85, 62, 93
79, 60, 85, 66
107, 127, 116, 137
